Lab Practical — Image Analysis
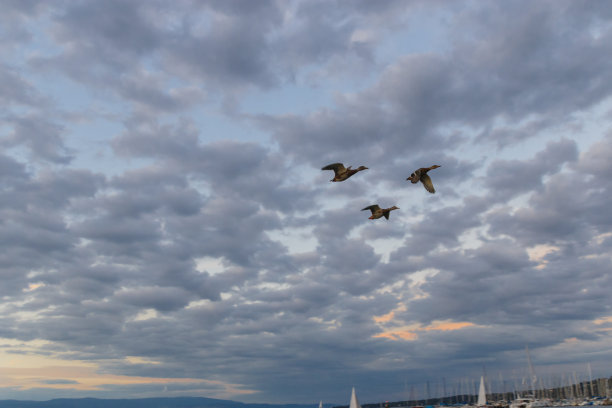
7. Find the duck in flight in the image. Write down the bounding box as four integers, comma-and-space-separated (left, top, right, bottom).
321, 162, 368, 182
361, 204, 399, 220
407, 165, 440, 193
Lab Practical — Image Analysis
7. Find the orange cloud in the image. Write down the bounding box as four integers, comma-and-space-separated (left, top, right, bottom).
592, 316, 612, 332
372, 319, 476, 341
373, 310, 396, 323
527, 244, 559, 270
423, 321, 475, 331
373, 304, 407, 323
373, 330, 418, 341
594, 316, 612, 325
0, 363, 257, 395
0, 341, 257, 398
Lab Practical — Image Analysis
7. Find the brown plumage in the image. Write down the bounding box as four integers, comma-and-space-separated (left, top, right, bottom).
321, 162, 368, 182
407, 165, 441, 193
361, 204, 399, 220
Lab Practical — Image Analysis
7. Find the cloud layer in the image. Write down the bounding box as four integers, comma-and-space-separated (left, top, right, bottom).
1, 0, 612, 404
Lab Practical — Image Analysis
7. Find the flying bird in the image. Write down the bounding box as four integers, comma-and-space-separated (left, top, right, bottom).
407, 165, 441, 193
321, 162, 368, 182
361, 204, 399, 220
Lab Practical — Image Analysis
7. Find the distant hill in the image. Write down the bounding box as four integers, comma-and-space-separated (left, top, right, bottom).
0, 397, 327, 408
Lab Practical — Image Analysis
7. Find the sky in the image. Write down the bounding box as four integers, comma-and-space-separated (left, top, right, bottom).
1, 0, 612, 405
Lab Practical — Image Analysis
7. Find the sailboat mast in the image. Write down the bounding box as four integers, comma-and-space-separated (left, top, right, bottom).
349, 387, 362, 408
443, 377, 447, 402
525, 345, 537, 392
588, 363, 594, 397
477, 376, 487, 406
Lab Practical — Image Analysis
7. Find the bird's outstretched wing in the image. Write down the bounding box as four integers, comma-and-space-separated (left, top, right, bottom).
361, 204, 380, 214
321, 163, 346, 173
420, 174, 436, 193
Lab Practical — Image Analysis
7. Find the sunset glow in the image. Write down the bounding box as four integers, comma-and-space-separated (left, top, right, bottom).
373, 320, 476, 341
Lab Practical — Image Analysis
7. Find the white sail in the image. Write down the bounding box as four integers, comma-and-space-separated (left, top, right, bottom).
477, 376, 487, 406
349, 387, 362, 408
319, 401, 323, 408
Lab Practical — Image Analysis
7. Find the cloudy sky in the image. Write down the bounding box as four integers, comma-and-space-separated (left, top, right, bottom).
2, 0, 612, 405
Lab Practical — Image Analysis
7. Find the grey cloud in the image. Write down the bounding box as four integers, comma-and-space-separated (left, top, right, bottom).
163, 11, 281, 90
450, 1, 612, 120
0, 65, 45, 107
399, 196, 488, 256
114, 286, 194, 312
113, 116, 317, 212
0, 1, 48, 50
24, 0, 407, 116
117, 71, 205, 112
29, 2, 178, 112
476, 117, 560, 149
31, 1, 282, 110
31, 169, 104, 207
401, 168, 612, 342
259, 1, 612, 170
196, 197, 284, 266
0, 166, 103, 295
111, 117, 201, 160
272, 0, 427, 81
205, 172, 319, 215
42, 379, 80, 385
573, 132, 612, 179
0, 153, 28, 181
486, 169, 608, 246
195, 141, 274, 187
107, 166, 203, 217
404, 243, 609, 332
312, 206, 364, 242
484, 138, 578, 201
360, 221, 405, 241
276, 1, 367, 69
256, 105, 393, 167
2, 114, 73, 163
0, 208, 73, 252
56, 0, 161, 56
75, 216, 161, 245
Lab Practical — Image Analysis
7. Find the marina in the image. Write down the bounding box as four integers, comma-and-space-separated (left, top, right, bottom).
335, 377, 612, 408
